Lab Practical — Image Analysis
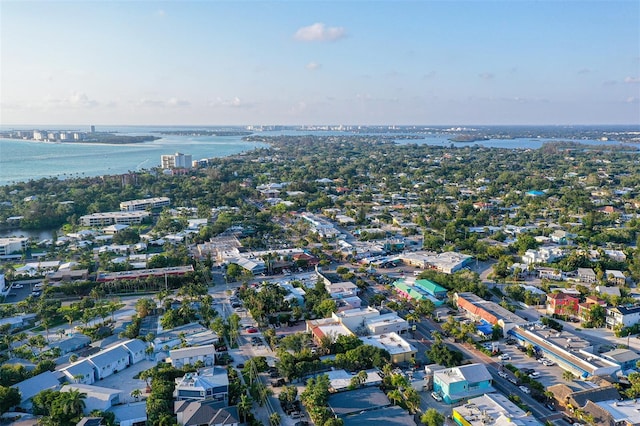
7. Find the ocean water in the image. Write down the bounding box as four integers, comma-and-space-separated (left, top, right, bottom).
0, 132, 265, 186
0, 126, 632, 186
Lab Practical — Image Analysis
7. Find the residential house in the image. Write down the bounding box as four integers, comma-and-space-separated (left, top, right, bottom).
605, 270, 626, 286
326, 281, 358, 299
577, 268, 597, 284
174, 400, 240, 426
546, 292, 579, 316
326, 368, 383, 392
341, 405, 416, 426
61, 359, 97, 385
433, 363, 494, 404
49, 334, 91, 356
578, 296, 607, 321
12, 371, 61, 408
107, 401, 147, 426
327, 387, 391, 419
606, 306, 640, 329
174, 368, 229, 403
61, 384, 121, 413
88, 345, 131, 380
170, 345, 216, 368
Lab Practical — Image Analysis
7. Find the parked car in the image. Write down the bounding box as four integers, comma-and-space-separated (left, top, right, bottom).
272, 378, 286, 387
499, 354, 511, 361
529, 372, 541, 378
246, 327, 258, 333
237, 363, 245, 369
431, 392, 443, 402
498, 371, 508, 379
519, 386, 530, 394
13, 284, 23, 289
545, 403, 556, 411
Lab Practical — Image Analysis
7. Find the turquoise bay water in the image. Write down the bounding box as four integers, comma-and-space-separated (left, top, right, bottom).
0, 126, 631, 186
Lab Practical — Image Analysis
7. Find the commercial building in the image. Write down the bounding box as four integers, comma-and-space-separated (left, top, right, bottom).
364, 313, 409, 336
454, 292, 527, 336
359, 332, 417, 364
80, 211, 150, 227
507, 324, 619, 378
161, 152, 192, 169
332, 307, 380, 333
590, 399, 640, 426
433, 363, 494, 404
96, 265, 194, 282
452, 393, 542, 426
120, 197, 170, 212
400, 251, 473, 274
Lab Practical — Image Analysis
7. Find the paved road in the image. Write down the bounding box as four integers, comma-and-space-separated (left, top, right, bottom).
414, 317, 562, 423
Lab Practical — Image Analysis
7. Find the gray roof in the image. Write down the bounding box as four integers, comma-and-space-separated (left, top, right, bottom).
458, 363, 493, 383
175, 400, 239, 425
328, 387, 391, 417
569, 386, 621, 408
12, 371, 60, 402
121, 339, 147, 354
342, 405, 416, 426
107, 401, 147, 423
89, 346, 129, 368
50, 334, 91, 351
602, 348, 640, 364
63, 360, 96, 379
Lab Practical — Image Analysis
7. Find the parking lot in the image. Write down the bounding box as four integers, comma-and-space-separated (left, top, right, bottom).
492, 340, 586, 389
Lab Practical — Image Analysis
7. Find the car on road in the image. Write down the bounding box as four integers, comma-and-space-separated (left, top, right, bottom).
236, 363, 245, 369
13, 284, 23, 288
246, 327, 258, 333
431, 392, 443, 402
272, 378, 286, 387
498, 371, 508, 379
519, 385, 530, 394
545, 403, 555, 411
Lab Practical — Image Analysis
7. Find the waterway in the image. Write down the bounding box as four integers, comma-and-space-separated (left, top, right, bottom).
0, 126, 633, 186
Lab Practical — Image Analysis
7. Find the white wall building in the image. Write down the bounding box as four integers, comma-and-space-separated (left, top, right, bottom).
161, 152, 192, 169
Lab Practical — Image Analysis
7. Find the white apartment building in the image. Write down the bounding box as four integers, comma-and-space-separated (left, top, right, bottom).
80, 211, 150, 227
0, 237, 29, 257
161, 152, 192, 169
120, 197, 170, 212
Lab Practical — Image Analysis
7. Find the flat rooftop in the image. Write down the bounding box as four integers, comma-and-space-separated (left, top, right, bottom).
455, 393, 542, 426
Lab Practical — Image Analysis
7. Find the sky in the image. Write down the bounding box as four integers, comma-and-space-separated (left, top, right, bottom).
1, 0, 639, 126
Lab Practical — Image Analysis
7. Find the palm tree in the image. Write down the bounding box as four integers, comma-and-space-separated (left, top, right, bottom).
269, 412, 281, 426
130, 389, 142, 401
387, 389, 403, 406
238, 394, 252, 423
62, 389, 86, 417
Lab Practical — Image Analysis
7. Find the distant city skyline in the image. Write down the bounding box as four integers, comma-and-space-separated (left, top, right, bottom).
1, 1, 639, 126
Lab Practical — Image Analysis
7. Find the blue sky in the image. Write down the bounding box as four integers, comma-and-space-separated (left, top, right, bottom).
2, 1, 639, 126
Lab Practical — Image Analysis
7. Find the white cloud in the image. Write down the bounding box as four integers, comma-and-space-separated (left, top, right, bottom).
166, 97, 190, 107
137, 97, 189, 108
209, 96, 247, 108
305, 62, 321, 71
624, 76, 640, 84
155, 9, 166, 18
478, 72, 495, 80
294, 23, 346, 42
